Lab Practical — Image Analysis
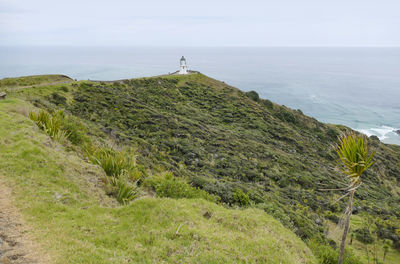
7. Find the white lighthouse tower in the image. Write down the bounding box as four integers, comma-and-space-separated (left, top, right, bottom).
179, 56, 188, 74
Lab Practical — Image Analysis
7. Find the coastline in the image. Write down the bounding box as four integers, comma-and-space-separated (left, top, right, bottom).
1, 72, 400, 146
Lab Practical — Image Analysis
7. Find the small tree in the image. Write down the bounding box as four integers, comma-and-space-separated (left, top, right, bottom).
335, 132, 374, 264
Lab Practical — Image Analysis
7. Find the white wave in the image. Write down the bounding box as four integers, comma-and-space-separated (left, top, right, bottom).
358, 125, 398, 141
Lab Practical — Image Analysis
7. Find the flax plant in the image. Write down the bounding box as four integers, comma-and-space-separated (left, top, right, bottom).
29, 109, 70, 142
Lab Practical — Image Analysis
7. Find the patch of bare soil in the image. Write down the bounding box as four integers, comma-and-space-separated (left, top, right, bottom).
0, 179, 50, 264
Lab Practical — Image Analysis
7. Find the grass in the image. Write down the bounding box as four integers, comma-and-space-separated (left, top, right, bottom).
326, 218, 400, 264
29, 109, 143, 205
0, 98, 317, 263
0, 74, 72, 90
84, 145, 146, 205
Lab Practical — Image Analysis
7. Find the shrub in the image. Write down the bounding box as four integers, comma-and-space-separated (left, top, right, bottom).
60, 86, 69, 92
256, 203, 294, 230
232, 188, 250, 206
49, 92, 67, 105
146, 172, 216, 201
275, 108, 296, 123
202, 180, 234, 204
288, 208, 320, 239
354, 227, 375, 244
245, 91, 259, 101
370, 135, 380, 141
61, 116, 89, 145
327, 127, 338, 139
262, 99, 274, 109
324, 210, 340, 223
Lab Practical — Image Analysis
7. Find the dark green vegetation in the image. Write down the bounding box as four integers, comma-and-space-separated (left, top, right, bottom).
2, 73, 400, 263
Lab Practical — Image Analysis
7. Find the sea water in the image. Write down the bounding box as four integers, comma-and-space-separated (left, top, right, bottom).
1, 46, 399, 145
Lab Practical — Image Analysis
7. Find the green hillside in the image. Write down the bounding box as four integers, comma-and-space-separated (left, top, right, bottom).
1, 73, 400, 263
0, 97, 316, 263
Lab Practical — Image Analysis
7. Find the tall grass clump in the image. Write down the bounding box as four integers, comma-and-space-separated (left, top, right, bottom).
29, 109, 70, 142
30, 109, 90, 146
85, 144, 144, 204
105, 176, 140, 205
85, 145, 138, 178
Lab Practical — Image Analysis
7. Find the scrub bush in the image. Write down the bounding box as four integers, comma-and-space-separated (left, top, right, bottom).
354, 227, 375, 244
146, 172, 216, 201
232, 188, 250, 206
245, 90, 260, 101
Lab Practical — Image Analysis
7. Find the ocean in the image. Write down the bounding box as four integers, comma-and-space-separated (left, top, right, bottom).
1, 46, 399, 145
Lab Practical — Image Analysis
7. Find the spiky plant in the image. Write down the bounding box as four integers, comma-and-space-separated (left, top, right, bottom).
29, 109, 70, 142
107, 176, 140, 205
335, 132, 374, 264
86, 146, 136, 177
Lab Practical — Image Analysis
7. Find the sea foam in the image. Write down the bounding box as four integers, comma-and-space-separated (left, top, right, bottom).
358, 126, 398, 141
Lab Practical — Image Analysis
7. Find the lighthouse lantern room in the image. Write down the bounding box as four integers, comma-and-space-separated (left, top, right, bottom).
179, 56, 188, 74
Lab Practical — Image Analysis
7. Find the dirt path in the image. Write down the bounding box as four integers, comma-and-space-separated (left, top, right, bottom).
0, 179, 49, 264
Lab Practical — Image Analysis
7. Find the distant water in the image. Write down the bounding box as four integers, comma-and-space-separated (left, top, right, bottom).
1, 46, 399, 145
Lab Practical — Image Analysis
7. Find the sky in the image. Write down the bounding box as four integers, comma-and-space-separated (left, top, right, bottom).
1, 0, 399, 47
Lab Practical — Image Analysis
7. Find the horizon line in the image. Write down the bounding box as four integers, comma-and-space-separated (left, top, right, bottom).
1, 44, 400, 48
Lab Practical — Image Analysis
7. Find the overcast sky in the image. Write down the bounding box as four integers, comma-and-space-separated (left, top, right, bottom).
1, 0, 399, 47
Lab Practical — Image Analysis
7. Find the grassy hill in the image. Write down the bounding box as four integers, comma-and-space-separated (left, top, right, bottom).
0, 74, 72, 90
1, 73, 400, 263
0, 97, 316, 263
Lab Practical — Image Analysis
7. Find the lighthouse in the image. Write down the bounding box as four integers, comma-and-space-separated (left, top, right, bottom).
179, 56, 188, 74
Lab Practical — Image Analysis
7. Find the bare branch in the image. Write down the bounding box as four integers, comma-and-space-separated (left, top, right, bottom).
333, 192, 350, 204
